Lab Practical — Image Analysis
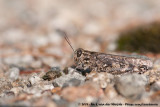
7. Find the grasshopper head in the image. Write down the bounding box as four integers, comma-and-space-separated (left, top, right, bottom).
59, 31, 93, 72
74, 48, 93, 71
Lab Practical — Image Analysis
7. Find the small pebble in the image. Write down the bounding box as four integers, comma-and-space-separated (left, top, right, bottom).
8, 67, 20, 81
31, 60, 42, 68
2, 91, 15, 98
153, 60, 160, 71
150, 80, 160, 92
43, 67, 62, 81
29, 74, 41, 85
62, 78, 82, 89
42, 85, 54, 90
10, 87, 23, 95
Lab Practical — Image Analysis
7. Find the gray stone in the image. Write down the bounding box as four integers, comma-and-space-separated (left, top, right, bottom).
150, 80, 160, 92
42, 84, 54, 90
62, 78, 82, 88
153, 59, 160, 71
50, 67, 61, 72
115, 73, 148, 100
8, 67, 20, 81
1, 91, 15, 98
28, 73, 41, 85
43, 67, 62, 81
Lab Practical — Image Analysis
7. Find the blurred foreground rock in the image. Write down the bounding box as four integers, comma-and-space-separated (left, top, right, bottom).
7, 67, 20, 81
115, 73, 148, 100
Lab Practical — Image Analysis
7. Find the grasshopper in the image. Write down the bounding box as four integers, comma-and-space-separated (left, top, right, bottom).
59, 30, 153, 75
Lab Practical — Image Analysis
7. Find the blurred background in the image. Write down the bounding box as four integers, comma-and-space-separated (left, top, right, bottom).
1, 0, 160, 69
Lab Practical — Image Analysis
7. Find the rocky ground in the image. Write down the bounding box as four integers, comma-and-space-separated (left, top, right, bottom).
0, 65, 160, 107
0, 0, 160, 107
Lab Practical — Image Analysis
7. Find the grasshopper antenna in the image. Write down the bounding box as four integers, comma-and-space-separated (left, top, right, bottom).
57, 29, 75, 52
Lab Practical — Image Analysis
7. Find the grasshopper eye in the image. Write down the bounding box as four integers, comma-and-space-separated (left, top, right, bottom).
77, 49, 82, 57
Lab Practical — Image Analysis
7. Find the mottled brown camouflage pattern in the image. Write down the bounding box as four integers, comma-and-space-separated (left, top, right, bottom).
74, 48, 153, 75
